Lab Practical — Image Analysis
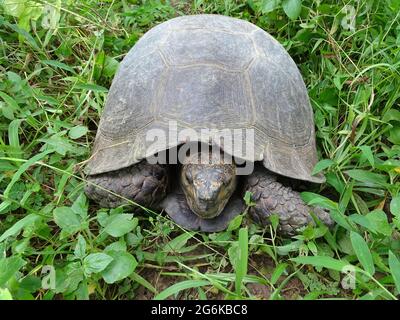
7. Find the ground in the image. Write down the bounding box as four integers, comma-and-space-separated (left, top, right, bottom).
0, 0, 399, 300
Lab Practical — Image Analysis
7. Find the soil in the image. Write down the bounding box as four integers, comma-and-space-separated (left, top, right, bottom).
134, 242, 306, 300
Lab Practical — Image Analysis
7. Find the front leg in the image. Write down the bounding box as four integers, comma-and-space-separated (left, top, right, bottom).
244, 167, 333, 236
85, 161, 168, 210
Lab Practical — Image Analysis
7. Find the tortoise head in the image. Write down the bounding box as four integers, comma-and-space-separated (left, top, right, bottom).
181, 151, 237, 219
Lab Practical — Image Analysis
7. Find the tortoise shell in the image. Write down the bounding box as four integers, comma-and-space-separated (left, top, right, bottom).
85, 14, 324, 183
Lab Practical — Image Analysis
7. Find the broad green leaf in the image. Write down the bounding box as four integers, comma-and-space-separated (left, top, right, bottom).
261, 0, 280, 13
0, 102, 14, 120
19, 275, 41, 292
345, 169, 387, 186
390, 195, 400, 217
349, 214, 373, 232
365, 210, 392, 236
39, 133, 75, 156
71, 193, 88, 219
325, 172, 345, 194
350, 231, 375, 275
55, 262, 83, 294
41, 1, 61, 29
276, 240, 303, 255
269, 213, 279, 231
243, 191, 255, 206
227, 214, 243, 231
103, 55, 119, 78
101, 251, 138, 284
164, 232, 193, 253
154, 280, 210, 300
282, 0, 302, 20
359, 146, 375, 167
0, 91, 19, 120
301, 192, 338, 211
104, 241, 127, 253
68, 125, 88, 139
103, 214, 138, 237
307, 241, 318, 255
83, 253, 113, 275
388, 126, 400, 145
97, 211, 109, 227
382, 109, 400, 122
0, 256, 26, 287
74, 234, 87, 260
53, 207, 82, 236
20, 1, 43, 20
0, 288, 12, 300
75, 281, 89, 300
388, 251, 400, 293
312, 159, 334, 175
2, 0, 26, 17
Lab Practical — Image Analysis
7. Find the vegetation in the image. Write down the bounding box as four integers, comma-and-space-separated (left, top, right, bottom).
0, 0, 399, 300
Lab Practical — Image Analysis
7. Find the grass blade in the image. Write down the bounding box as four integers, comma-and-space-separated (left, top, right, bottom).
388, 251, 400, 293
41, 60, 75, 73
235, 227, 248, 297
154, 280, 210, 300
0, 213, 41, 242
270, 263, 288, 285
291, 255, 351, 272
130, 272, 157, 294
8, 119, 22, 151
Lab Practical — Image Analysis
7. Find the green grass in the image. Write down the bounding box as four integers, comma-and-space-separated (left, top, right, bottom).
0, 0, 400, 300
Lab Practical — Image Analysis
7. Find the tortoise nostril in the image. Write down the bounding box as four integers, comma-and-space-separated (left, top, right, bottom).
197, 187, 220, 202
197, 190, 210, 201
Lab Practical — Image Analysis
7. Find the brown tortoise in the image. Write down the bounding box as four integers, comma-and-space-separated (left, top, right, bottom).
84, 15, 333, 235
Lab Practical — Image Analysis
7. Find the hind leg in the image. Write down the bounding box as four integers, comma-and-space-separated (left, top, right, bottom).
244, 167, 333, 236
85, 161, 168, 210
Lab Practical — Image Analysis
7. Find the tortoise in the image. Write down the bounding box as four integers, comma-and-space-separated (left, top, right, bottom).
84, 14, 333, 236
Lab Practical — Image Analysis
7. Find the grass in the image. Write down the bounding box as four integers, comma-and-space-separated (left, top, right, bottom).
0, 0, 399, 300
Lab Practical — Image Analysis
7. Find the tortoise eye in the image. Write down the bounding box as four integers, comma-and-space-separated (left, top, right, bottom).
222, 167, 235, 185
222, 174, 233, 186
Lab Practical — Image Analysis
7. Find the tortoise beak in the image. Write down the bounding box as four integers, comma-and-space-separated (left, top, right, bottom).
191, 182, 226, 219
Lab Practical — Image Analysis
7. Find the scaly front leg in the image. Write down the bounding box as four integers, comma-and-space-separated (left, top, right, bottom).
85, 161, 168, 210
244, 167, 333, 236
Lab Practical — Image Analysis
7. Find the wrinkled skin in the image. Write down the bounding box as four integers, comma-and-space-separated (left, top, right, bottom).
244, 165, 334, 235
84, 162, 168, 210
180, 152, 237, 219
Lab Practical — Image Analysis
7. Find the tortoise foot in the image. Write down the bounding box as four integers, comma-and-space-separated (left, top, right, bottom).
85, 161, 168, 210
245, 168, 334, 236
